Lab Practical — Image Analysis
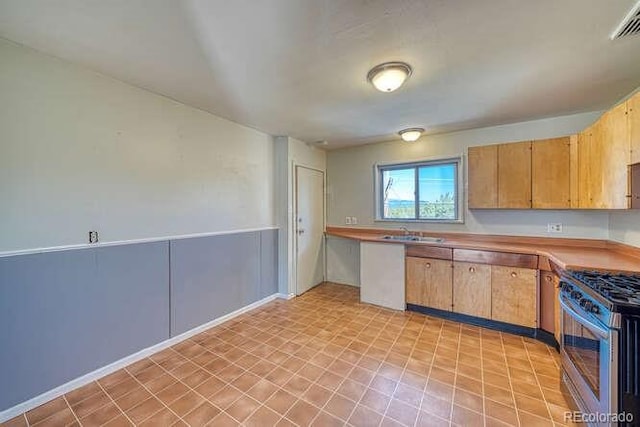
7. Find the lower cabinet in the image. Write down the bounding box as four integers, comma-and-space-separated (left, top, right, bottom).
406, 247, 539, 329
491, 266, 537, 328
406, 256, 453, 311
554, 274, 561, 344
453, 262, 491, 318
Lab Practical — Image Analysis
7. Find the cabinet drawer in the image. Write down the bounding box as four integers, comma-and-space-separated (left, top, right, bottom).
453, 249, 538, 269
406, 245, 453, 260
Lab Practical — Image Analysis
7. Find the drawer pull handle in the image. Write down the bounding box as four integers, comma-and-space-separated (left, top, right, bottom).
469, 267, 475, 273
511, 272, 517, 278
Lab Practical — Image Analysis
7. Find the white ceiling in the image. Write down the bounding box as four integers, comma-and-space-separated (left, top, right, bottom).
1, 0, 640, 149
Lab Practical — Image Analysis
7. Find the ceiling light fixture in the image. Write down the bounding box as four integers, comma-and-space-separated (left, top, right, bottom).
398, 128, 424, 142
367, 62, 412, 92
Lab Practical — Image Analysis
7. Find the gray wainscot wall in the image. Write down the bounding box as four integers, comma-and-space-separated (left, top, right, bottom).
0, 228, 278, 413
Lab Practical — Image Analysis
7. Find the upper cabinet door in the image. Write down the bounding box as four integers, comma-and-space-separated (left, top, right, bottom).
531, 137, 571, 209
598, 101, 630, 208
577, 126, 597, 208
468, 145, 498, 208
630, 92, 640, 165
498, 141, 532, 208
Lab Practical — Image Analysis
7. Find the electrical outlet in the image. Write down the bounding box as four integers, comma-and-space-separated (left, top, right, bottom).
345, 217, 352, 225
547, 223, 563, 233
351, 217, 358, 225
88, 231, 99, 243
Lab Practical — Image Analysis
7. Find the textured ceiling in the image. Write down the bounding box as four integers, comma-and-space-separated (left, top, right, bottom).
1, 0, 640, 148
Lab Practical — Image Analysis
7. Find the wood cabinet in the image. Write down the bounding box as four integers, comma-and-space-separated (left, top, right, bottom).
468, 145, 498, 208
453, 262, 491, 318
576, 102, 630, 209
553, 274, 561, 344
491, 266, 537, 328
577, 126, 596, 208
406, 256, 452, 311
498, 141, 532, 208
631, 92, 640, 165
532, 137, 571, 208
599, 102, 630, 208
539, 271, 557, 334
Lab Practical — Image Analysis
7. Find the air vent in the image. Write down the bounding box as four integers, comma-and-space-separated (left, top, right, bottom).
611, 1, 640, 40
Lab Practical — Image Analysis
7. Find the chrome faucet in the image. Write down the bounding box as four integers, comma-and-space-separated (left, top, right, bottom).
400, 226, 411, 236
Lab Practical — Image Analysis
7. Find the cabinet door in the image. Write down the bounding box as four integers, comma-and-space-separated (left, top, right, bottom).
468, 145, 498, 208
599, 102, 630, 208
453, 262, 491, 318
498, 141, 532, 208
491, 266, 537, 328
406, 256, 425, 305
553, 274, 561, 344
532, 137, 571, 208
539, 271, 556, 333
406, 256, 452, 311
631, 92, 640, 165
577, 127, 594, 208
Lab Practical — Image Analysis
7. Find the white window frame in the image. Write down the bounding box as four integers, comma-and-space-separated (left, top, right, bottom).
373, 156, 464, 223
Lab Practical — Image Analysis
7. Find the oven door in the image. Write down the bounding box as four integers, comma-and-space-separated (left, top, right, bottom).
560, 294, 617, 418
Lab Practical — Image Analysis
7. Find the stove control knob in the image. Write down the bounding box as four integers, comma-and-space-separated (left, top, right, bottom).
590, 305, 600, 314
571, 291, 582, 300
580, 299, 593, 311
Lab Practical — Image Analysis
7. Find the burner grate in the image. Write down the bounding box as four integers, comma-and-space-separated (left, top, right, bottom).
569, 271, 640, 306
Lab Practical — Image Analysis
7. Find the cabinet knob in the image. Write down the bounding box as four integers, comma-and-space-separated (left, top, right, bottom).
511, 272, 517, 278
545, 275, 552, 282
425, 263, 431, 269
469, 267, 475, 273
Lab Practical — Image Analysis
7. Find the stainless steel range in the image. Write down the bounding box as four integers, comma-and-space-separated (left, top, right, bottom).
559, 270, 640, 426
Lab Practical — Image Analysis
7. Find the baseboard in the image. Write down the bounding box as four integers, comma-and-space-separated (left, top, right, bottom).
0, 293, 282, 423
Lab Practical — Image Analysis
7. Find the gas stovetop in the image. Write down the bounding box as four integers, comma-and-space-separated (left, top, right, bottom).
567, 270, 640, 314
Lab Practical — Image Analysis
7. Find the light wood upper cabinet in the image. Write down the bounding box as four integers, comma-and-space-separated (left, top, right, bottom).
599, 102, 630, 208
577, 126, 596, 208
491, 266, 537, 328
631, 92, 640, 165
406, 257, 452, 311
498, 141, 532, 208
453, 262, 491, 318
468, 145, 498, 209
531, 137, 571, 208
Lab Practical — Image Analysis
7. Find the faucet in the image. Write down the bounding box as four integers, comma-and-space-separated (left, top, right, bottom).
400, 226, 411, 236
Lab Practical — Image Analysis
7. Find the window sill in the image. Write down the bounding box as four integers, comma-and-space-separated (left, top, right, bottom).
374, 218, 464, 224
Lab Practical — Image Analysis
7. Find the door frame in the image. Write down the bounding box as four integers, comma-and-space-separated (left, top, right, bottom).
293, 163, 326, 296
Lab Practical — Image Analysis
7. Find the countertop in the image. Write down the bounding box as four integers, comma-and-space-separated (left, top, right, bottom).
326, 226, 640, 274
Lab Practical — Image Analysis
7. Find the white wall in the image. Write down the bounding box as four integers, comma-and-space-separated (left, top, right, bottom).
0, 39, 275, 253
609, 212, 640, 248
327, 112, 610, 239
274, 136, 327, 295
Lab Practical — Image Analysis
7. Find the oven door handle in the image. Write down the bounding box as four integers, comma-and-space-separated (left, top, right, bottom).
560, 296, 610, 340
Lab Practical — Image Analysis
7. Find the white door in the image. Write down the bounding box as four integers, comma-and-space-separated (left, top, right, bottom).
295, 166, 325, 295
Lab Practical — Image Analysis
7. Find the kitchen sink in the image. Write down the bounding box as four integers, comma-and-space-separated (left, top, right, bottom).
381, 235, 444, 243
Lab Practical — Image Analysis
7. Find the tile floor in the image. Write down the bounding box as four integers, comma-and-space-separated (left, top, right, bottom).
1, 283, 576, 427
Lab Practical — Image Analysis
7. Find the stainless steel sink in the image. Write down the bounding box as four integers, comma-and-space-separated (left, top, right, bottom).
381, 235, 444, 243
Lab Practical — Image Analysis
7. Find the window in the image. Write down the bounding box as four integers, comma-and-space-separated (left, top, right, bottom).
376, 158, 462, 222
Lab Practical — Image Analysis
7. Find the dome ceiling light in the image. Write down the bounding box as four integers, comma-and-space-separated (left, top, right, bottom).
367, 62, 412, 92
398, 127, 424, 142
